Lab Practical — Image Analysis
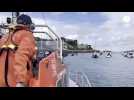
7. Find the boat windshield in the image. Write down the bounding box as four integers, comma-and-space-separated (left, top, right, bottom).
33, 31, 58, 52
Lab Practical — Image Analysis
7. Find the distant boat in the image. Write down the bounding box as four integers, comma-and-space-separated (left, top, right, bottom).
99, 52, 103, 56
92, 52, 99, 58
106, 55, 112, 58
123, 52, 134, 58
127, 53, 134, 58
71, 53, 74, 56
106, 52, 112, 58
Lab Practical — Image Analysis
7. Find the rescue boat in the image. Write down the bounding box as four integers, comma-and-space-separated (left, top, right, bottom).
0, 12, 92, 87
29, 25, 68, 87
0, 12, 68, 87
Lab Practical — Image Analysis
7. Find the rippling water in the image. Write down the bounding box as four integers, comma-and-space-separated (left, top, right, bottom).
64, 52, 134, 87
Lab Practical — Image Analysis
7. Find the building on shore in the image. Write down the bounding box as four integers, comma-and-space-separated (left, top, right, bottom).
78, 44, 93, 50
61, 37, 93, 51
61, 37, 78, 50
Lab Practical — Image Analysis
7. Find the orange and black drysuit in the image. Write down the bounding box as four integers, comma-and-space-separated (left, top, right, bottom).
0, 26, 36, 87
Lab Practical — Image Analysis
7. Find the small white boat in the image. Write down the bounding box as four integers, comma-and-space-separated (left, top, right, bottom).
105, 52, 112, 58
106, 54, 112, 58
126, 53, 134, 58
123, 52, 134, 58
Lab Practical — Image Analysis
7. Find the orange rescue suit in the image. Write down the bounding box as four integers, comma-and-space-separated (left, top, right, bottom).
0, 29, 36, 87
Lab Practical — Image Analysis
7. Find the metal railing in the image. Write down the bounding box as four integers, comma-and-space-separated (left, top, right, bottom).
69, 71, 92, 87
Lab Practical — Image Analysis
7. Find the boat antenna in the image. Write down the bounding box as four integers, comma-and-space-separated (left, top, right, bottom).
41, 12, 48, 25
12, 12, 20, 24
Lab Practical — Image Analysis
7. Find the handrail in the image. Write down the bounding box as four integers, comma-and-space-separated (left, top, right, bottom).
35, 25, 63, 61
81, 72, 92, 87
69, 71, 92, 87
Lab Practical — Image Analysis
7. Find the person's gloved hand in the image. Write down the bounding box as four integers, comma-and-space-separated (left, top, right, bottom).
16, 83, 27, 87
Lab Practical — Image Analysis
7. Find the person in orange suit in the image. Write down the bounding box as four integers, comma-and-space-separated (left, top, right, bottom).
0, 14, 37, 87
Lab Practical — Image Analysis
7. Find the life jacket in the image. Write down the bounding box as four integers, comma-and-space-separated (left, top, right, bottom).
0, 28, 18, 87
0, 27, 33, 87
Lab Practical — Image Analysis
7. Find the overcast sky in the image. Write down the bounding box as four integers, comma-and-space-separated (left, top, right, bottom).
0, 12, 134, 51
